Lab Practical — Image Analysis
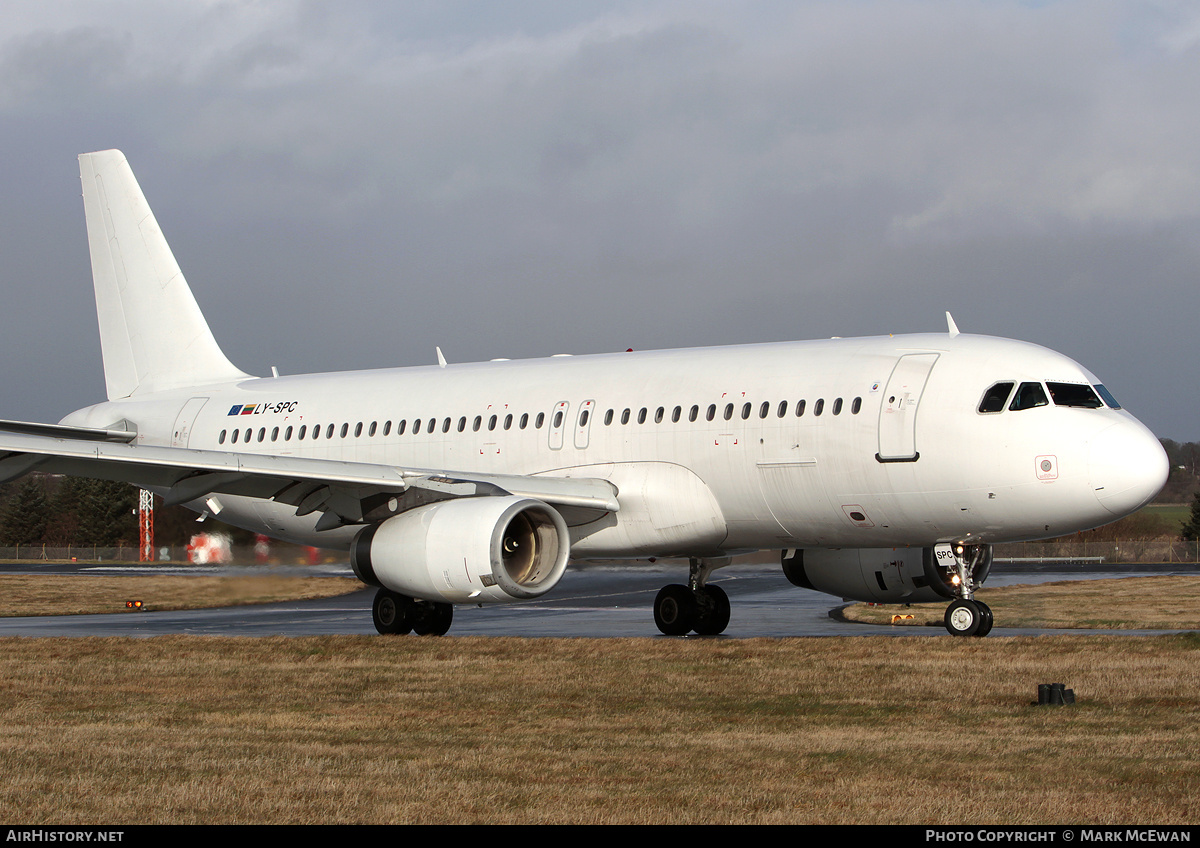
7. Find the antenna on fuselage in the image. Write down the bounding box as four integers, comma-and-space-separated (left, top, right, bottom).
946, 312, 961, 337
436, 347, 447, 368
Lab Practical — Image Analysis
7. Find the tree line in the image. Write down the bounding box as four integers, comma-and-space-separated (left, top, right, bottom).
0, 475, 251, 547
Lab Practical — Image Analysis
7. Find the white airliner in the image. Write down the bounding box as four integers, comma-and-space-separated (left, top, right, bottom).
0, 150, 1169, 637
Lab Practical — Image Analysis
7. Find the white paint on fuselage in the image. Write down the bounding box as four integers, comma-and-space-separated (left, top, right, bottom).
60, 331, 1168, 557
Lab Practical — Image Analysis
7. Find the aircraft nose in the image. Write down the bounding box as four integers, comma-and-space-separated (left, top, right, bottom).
1088, 419, 1169, 517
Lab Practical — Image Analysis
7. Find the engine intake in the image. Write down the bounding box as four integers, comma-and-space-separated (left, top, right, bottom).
351, 496, 570, 604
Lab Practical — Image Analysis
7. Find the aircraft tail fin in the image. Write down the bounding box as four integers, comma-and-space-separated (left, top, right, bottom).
78, 150, 251, 400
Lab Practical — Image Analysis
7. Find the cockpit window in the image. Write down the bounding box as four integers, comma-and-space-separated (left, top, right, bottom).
978, 382, 1015, 414
1094, 384, 1121, 409
1047, 382, 1104, 409
1009, 382, 1049, 411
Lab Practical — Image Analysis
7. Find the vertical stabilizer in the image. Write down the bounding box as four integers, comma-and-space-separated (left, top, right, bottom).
78, 150, 251, 399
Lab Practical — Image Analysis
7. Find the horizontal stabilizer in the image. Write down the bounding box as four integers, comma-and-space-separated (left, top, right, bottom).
0, 418, 137, 443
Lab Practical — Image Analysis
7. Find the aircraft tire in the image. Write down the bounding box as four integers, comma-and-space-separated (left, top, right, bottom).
693, 585, 731, 636
412, 601, 454, 636
944, 599, 983, 637
654, 584, 697, 636
974, 601, 994, 637
373, 589, 413, 635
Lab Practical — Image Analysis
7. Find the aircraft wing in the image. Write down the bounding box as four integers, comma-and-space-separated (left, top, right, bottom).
0, 420, 620, 532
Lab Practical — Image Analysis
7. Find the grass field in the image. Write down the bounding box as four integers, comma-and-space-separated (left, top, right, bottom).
0, 633, 1197, 824
0, 574, 1198, 823
844, 575, 1200, 630
0, 574, 363, 617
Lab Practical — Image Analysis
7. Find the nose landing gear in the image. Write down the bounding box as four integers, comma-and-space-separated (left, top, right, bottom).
941, 544, 993, 637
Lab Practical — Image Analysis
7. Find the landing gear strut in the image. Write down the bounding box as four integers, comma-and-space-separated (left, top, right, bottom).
942, 544, 993, 637
653, 557, 732, 636
372, 588, 453, 636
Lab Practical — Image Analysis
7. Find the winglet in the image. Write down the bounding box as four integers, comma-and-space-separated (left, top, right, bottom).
946, 312, 960, 337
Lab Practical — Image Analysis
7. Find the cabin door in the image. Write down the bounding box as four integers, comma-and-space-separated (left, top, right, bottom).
876, 354, 938, 462
171, 397, 210, 448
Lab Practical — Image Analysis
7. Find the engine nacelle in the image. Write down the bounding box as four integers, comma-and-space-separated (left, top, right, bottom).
781, 546, 991, 604
350, 496, 570, 605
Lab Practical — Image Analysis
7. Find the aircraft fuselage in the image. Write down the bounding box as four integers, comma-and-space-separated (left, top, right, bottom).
60, 330, 1166, 559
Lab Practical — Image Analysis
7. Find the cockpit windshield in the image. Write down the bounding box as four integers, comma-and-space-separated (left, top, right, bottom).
977, 382, 1014, 414
1094, 385, 1121, 409
1047, 382, 1104, 409
1008, 382, 1049, 411
981, 380, 1118, 413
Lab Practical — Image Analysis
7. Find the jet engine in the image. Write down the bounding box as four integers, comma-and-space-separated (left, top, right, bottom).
781, 545, 991, 604
351, 496, 570, 605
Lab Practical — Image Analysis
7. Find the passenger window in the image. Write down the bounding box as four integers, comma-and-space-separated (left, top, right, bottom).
777, 401, 788, 418
369, 422, 377, 437
271, 427, 279, 441
724, 403, 734, 421
258, 428, 266, 442
795, 399, 806, 417
672, 406, 681, 423
706, 404, 716, 421
621, 408, 630, 425
832, 398, 842, 415
637, 408, 647, 424
340, 424, 348, 438
219, 430, 227, 444
397, 420, 406, 435
851, 397, 862, 414
535, 413, 545, 428
1009, 382, 1049, 411
604, 410, 613, 425
489, 415, 497, 431
442, 418, 451, 433
354, 422, 363, 437
457, 417, 466, 432
504, 414, 513, 430
654, 407, 663, 424
383, 421, 391, 436
741, 402, 751, 420
299, 425, 307, 439
978, 382, 1015, 414
520, 413, 529, 429
813, 399, 824, 417
689, 405, 699, 422
554, 411, 564, 428
1047, 383, 1104, 409
579, 410, 589, 427
473, 416, 481, 432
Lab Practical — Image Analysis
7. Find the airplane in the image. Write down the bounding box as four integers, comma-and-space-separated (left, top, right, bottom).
0, 150, 1169, 637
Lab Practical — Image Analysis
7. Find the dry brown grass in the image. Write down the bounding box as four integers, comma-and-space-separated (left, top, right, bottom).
843, 575, 1200, 630
1, 634, 1199, 824
0, 575, 364, 616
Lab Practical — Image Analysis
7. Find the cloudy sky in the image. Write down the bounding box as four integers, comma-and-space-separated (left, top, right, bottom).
1, 1, 1197, 439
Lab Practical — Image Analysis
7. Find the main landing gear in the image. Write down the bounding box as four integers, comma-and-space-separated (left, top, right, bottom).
653, 557, 732, 636
942, 543, 993, 637
372, 588, 454, 636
